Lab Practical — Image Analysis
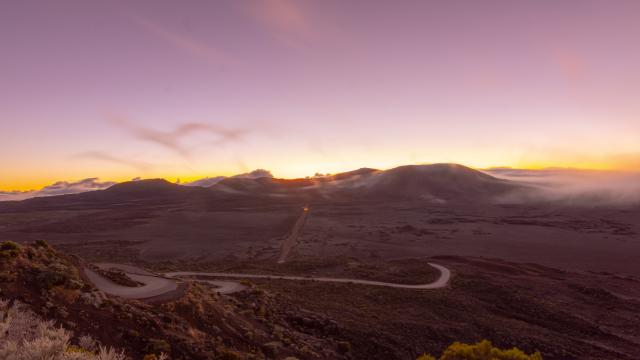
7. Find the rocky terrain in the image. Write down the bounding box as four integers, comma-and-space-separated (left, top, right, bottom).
0, 241, 349, 359
2, 240, 640, 359
1, 164, 639, 359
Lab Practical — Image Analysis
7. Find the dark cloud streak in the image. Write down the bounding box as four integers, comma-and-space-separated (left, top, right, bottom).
110, 118, 249, 157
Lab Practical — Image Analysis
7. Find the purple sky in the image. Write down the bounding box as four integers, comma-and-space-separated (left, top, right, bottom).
2, 0, 640, 190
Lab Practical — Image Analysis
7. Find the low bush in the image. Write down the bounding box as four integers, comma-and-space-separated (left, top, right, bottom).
0, 241, 19, 259
0, 298, 129, 360
36, 267, 69, 289
35, 261, 80, 290
418, 340, 542, 360
34, 239, 50, 248
0, 241, 19, 251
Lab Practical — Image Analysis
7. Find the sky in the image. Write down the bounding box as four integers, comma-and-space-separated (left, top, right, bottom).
2, 0, 640, 191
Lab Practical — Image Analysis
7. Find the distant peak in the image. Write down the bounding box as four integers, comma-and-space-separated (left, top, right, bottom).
105, 178, 180, 192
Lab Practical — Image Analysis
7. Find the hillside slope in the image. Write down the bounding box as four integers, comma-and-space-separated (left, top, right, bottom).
0, 241, 348, 359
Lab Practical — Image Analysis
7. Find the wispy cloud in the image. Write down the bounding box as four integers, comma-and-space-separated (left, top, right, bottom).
131, 15, 238, 66
0, 178, 116, 201
110, 118, 249, 157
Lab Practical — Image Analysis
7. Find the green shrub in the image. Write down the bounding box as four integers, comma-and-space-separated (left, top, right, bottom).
417, 355, 436, 360
36, 263, 72, 289
36, 269, 67, 289
0, 241, 19, 251
418, 340, 542, 360
0, 241, 19, 259
65, 345, 94, 355
34, 239, 50, 248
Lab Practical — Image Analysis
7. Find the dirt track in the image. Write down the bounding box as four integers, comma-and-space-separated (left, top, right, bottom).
84, 265, 177, 299
85, 262, 451, 300
277, 206, 309, 263
166, 263, 451, 290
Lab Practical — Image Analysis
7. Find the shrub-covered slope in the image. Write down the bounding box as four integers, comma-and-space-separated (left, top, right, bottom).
0, 241, 346, 360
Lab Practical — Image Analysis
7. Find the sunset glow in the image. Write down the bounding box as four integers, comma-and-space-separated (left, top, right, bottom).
2, 2, 640, 356
2, 0, 640, 191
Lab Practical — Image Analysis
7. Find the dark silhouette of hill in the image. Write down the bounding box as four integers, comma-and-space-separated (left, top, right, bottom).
103, 179, 194, 197
357, 163, 521, 202
0, 164, 526, 211
0, 179, 203, 211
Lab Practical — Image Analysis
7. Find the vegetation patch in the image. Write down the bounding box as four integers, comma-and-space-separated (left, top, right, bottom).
418, 340, 542, 360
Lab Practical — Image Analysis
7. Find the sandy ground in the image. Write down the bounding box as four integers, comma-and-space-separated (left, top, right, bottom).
2, 200, 639, 276
292, 202, 640, 275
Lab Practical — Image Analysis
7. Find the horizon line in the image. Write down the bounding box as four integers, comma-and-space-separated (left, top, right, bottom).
3, 162, 639, 193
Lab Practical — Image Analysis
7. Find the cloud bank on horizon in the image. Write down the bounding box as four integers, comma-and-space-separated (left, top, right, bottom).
0, 169, 275, 201
0, 178, 117, 201
3, 166, 640, 206
486, 168, 640, 205
183, 169, 274, 187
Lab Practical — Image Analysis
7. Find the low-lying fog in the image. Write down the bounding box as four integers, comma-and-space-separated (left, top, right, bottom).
486, 168, 640, 206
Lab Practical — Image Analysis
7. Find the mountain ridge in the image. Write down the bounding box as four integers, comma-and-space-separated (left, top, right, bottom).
0, 164, 523, 208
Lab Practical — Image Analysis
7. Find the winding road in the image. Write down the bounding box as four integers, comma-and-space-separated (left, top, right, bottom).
84, 263, 179, 300
84, 262, 451, 299
166, 263, 450, 290
84, 208, 450, 300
